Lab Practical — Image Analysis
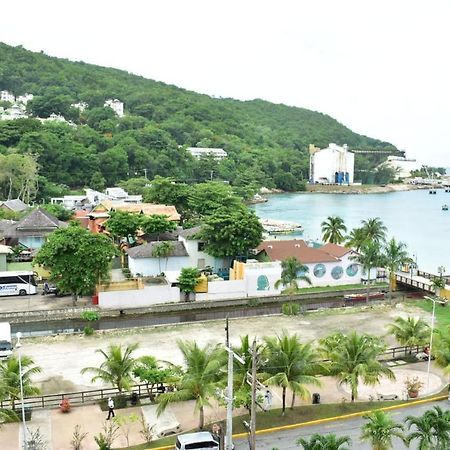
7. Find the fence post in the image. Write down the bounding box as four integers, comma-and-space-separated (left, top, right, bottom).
82, 392, 84, 403
42, 396, 44, 408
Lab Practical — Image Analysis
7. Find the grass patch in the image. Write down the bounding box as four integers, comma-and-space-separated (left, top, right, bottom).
7, 261, 33, 271
292, 283, 388, 294
413, 299, 450, 333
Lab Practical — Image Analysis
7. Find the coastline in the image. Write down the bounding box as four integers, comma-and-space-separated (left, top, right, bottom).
260, 183, 431, 196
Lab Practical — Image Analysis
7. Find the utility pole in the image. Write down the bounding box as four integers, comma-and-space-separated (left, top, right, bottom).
249, 338, 257, 450
143, 168, 148, 179
225, 316, 233, 450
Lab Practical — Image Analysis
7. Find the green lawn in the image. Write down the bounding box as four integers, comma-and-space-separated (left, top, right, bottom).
290, 283, 388, 294
7, 261, 33, 271
413, 299, 450, 333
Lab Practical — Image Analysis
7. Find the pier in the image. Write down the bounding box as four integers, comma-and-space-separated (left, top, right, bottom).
395, 269, 450, 298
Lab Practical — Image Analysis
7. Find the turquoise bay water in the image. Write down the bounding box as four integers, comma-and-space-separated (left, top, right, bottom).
253, 190, 450, 274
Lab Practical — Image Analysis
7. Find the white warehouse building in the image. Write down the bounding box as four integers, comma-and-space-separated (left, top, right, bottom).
309, 143, 355, 185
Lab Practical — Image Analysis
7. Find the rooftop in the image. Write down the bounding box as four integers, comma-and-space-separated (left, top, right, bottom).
127, 241, 189, 259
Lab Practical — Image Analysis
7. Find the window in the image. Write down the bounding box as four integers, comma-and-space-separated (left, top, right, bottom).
313, 264, 326, 278
331, 266, 344, 280
197, 242, 205, 252
346, 264, 359, 277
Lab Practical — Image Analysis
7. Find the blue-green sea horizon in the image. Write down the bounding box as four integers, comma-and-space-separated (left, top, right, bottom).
252, 190, 450, 274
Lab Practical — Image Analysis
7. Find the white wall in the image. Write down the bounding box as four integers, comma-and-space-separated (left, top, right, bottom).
98, 285, 180, 309
128, 256, 190, 276
181, 237, 217, 270
196, 280, 246, 301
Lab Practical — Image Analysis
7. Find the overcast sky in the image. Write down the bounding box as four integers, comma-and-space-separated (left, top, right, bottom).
1, 0, 449, 166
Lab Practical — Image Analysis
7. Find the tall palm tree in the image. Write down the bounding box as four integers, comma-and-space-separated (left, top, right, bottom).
152, 241, 174, 273
157, 340, 226, 430
406, 407, 450, 449
360, 217, 387, 244
81, 343, 138, 392
321, 216, 347, 244
383, 238, 409, 302
275, 257, 312, 292
350, 241, 383, 303
361, 410, 406, 450
434, 326, 450, 381
297, 433, 351, 450
0, 355, 41, 409
263, 332, 322, 414
321, 332, 394, 402
345, 227, 367, 252
431, 276, 446, 296
387, 316, 430, 354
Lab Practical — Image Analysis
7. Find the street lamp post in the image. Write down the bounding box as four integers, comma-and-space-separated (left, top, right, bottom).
424, 296, 446, 395
16, 332, 28, 450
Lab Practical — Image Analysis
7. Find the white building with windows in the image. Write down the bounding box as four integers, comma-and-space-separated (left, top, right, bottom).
104, 99, 124, 117
187, 147, 228, 160
309, 143, 355, 184
16, 93, 33, 105
71, 102, 88, 112
384, 156, 420, 179
0, 91, 15, 103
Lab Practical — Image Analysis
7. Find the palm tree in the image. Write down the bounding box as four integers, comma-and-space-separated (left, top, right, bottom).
345, 227, 367, 252
151, 241, 174, 274
431, 276, 446, 297
383, 238, 409, 303
360, 217, 387, 244
157, 340, 226, 430
434, 326, 450, 381
297, 433, 351, 450
263, 332, 322, 414
361, 410, 406, 450
387, 316, 430, 354
0, 355, 41, 409
321, 332, 394, 402
275, 257, 312, 292
81, 343, 138, 392
406, 407, 450, 449
350, 241, 383, 303
321, 216, 347, 244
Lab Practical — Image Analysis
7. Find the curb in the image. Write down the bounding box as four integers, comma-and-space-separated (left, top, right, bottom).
148, 395, 447, 449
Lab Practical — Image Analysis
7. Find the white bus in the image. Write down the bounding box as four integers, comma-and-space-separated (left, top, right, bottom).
0, 271, 38, 296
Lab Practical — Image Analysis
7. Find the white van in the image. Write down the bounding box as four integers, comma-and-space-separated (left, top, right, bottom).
0, 322, 12, 358
175, 432, 219, 450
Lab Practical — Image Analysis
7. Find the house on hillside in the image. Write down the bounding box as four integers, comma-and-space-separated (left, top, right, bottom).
187, 147, 228, 160
0, 199, 28, 214
254, 239, 363, 287
127, 226, 220, 277
1, 208, 67, 250
93, 201, 180, 221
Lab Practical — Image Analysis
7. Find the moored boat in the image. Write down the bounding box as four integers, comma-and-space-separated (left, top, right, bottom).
442, 204, 449, 211
344, 292, 385, 302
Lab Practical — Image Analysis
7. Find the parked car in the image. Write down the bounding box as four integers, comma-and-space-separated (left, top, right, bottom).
43, 282, 58, 295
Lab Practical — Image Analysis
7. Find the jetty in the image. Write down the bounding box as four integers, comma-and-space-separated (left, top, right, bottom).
259, 218, 303, 234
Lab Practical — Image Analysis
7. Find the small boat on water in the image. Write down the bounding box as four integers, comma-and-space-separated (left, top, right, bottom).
344, 292, 385, 302
259, 218, 303, 234
443, 204, 449, 211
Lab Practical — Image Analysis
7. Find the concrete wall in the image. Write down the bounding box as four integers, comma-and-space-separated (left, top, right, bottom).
98, 284, 180, 309
128, 256, 190, 277
181, 237, 217, 270
196, 280, 246, 301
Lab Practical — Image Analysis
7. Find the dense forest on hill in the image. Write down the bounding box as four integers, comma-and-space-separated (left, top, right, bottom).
0, 43, 397, 201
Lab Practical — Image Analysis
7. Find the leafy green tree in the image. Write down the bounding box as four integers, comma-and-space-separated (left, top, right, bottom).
105, 211, 141, 244
434, 326, 450, 377
152, 242, 174, 273
81, 343, 138, 393
383, 238, 409, 302
140, 214, 177, 240
187, 182, 242, 218
263, 332, 322, 414
40, 203, 73, 221
200, 206, 263, 258
0, 355, 41, 409
35, 223, 117, 305
133, 355, 175, 401
296, 433, 351, 450
177, 267, 201, 300
350, 241, 383, 303
360, 410, 406, 450
118, 177, 149, 195
320, 332, 394, 402
360, 217, 387, 244
321, 216, 347, 244
387, 316, 430, 354
157, 340, 226, 430
275, 257, 312, 292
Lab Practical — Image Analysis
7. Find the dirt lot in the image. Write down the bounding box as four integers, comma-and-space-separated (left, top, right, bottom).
22, 303, 427, 393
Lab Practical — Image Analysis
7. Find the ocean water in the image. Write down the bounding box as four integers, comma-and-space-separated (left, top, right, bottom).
252, 190, 450, 274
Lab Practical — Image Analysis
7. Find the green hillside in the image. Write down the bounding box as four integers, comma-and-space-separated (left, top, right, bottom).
0, 42, 397, 200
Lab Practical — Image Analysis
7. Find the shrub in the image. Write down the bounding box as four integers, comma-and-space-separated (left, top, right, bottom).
122, 268, 132, 279
83, 326, 94, 336
247, 298, 260, 307
281, 303, 300, 316
81, 311, 100, 321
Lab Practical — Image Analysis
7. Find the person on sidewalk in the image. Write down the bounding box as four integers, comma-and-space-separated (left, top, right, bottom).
106, 397, 115, 420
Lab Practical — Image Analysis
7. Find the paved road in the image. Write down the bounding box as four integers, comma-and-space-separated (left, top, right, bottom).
234, 400, 450, 450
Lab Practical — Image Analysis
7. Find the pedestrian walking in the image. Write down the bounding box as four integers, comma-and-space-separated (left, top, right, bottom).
106, 397, 115, 420
263, 388, 272, 411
